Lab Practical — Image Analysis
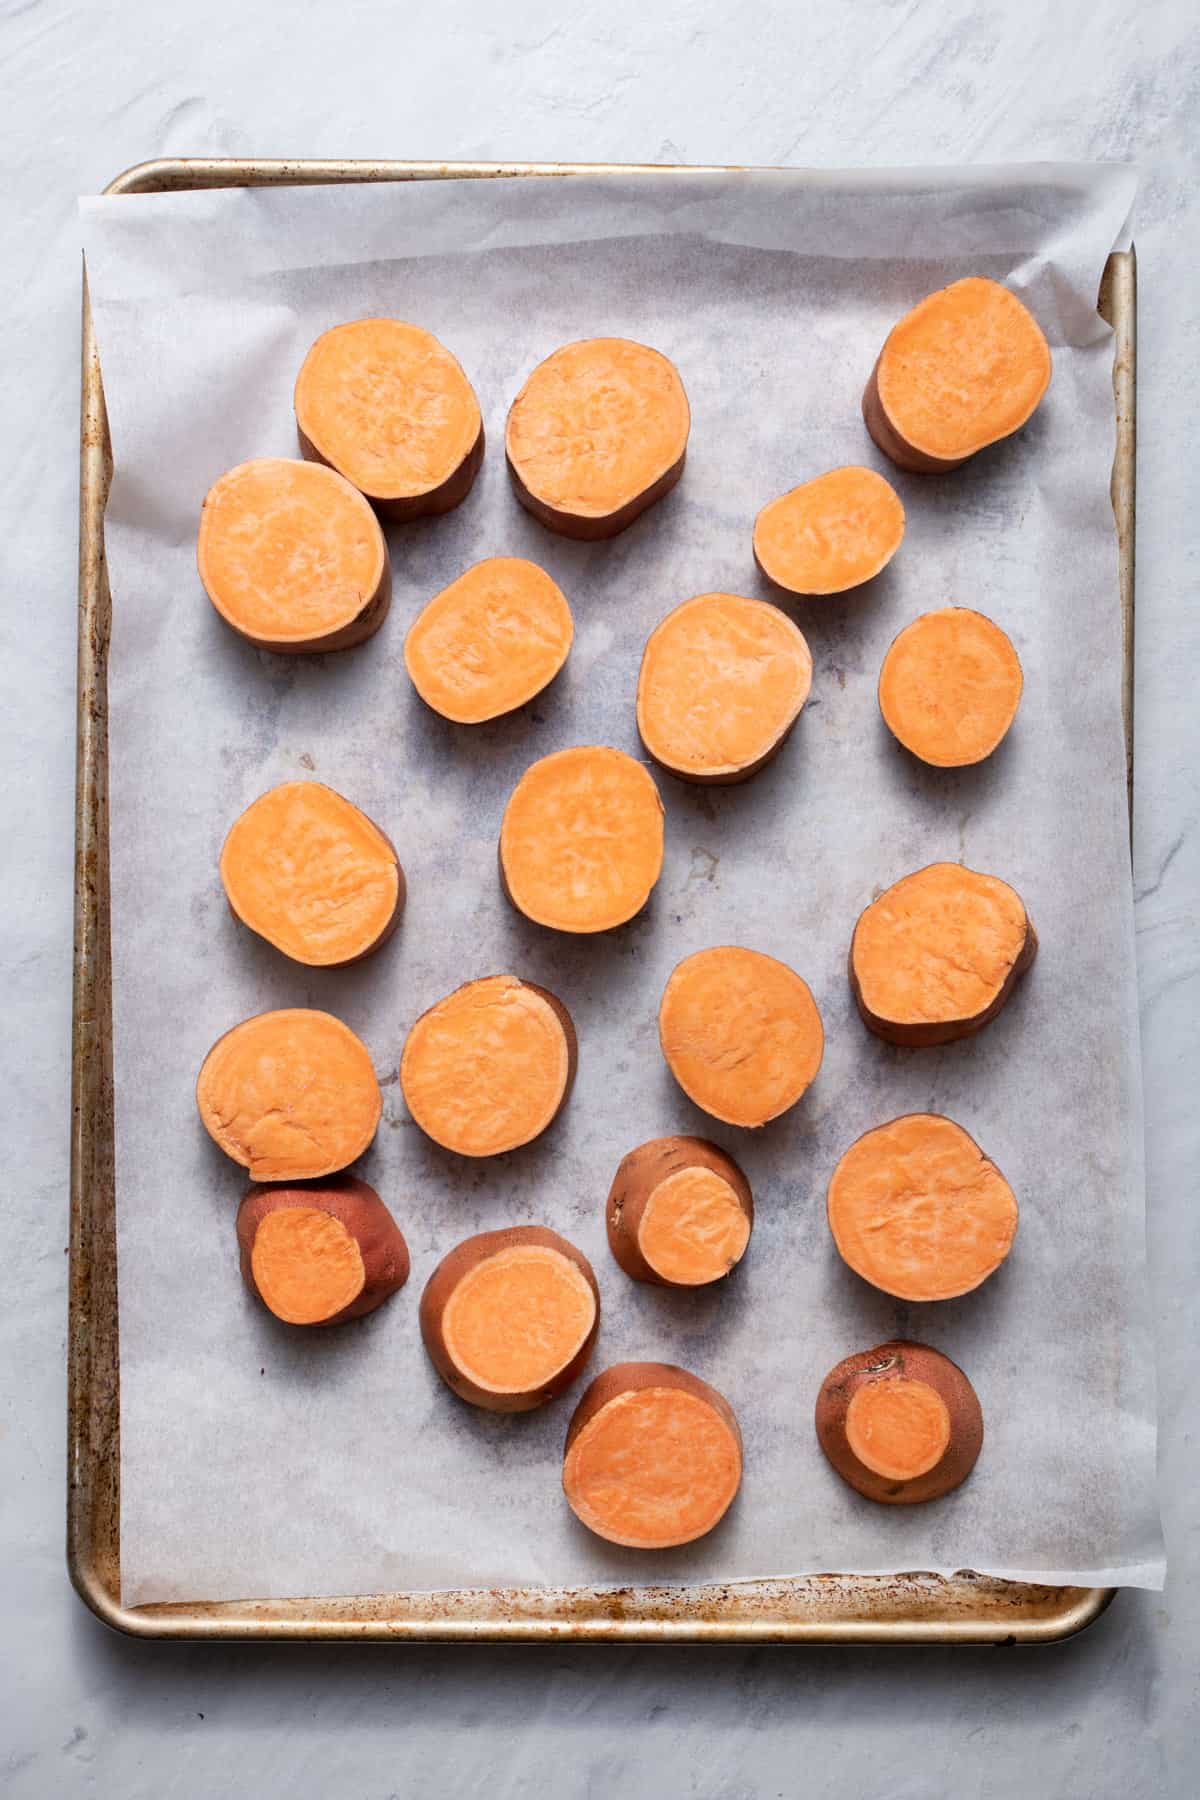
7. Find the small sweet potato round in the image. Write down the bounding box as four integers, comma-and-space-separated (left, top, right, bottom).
753, 466, 905, 596
404, 556, 573, 724
849, 862, 1037, 1047
606, 1136, 753, 1287
237, 1177, 409, 1327
636, 592, 812, 785
563, 1362, 743, 1548
506, 337, 690, 540
400, 975, 576, 1158
196, 1008, 382, 1181
878, 607, 1023, 767
220, 780, 404, 967
295, 318, 484, 519
815, 1340, 983, 1504
197, 458, 390, 653
420, 1226, 600, 1413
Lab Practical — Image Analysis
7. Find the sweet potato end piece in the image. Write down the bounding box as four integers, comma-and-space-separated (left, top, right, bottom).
563, 1363, 742, 1548
816, 1340, 983, 1505
237, 1178, 410, 1326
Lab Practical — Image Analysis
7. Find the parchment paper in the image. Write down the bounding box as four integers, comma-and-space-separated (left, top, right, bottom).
80, 166, 1163, 1605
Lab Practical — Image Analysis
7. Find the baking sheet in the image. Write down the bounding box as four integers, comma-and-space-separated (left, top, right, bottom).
79, 166, 1162, 1606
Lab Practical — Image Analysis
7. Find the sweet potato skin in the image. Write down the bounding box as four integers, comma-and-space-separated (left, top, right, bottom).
506, 448, 686, 542
862, 361, 971, 475
606, 1136, 753, 1286
849, 870, 1038, 1047
237, 1177, 409, 1326
565, 1361, 742, 1459
420, 1225, 600, 1413
815, 1340, 983, 1504
298, 421, 485, 522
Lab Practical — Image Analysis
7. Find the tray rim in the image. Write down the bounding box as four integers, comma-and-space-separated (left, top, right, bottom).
70, 156, 1134, 1644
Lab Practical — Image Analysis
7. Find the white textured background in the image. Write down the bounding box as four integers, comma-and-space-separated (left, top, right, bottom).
2, 2, 1196, 1795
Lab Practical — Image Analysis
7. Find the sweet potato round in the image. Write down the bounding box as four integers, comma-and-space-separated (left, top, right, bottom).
400, 974, 577, 1157
500, 746, 665, 933
420, 1226, 600, 1413
636, 592, 812, 784
220, 780, 404, 967
563, 1362, 743, 1548
863, 277, 1051, 474
606, 1136, 753, 1287
237, 1177, 409, 1326
878, 607, 1023, 767
506, 337, 690, 539
815, 1340, 984, 1504
196, 1007, 382, 1181
197, 457, 390, 653
827, 1113, 1019, 1301
753, 465, 905, 596
295, 318, 483, 519
404, 556, 574, 724
849, 862, 1037, 1047
659, 946, 824, 1127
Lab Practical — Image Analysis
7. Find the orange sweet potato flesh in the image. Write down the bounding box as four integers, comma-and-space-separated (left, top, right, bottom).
404, 557, 574, 724
827, 1113, 1018, 1301
196, 1008, 381, 1180
850, 862, 1037, 1047
220, 780, 404, 967
607, 1136, 753, 1287
563, 1362, 743, 1548
400, 974, 576, 1157
879, 606, 1023, 767
237, 1177, 409, 1326
659, 946, 824, 1127
506, 338, 690, 540
197, 458, 390, 652
636, 593, 812, 784
420, 1226, 600, 1412
294, 318, 483, 519
500, 746, 665, 932
815, 1340, 983, 1504
864, 277, 1051, 474
753, 466, 905, 597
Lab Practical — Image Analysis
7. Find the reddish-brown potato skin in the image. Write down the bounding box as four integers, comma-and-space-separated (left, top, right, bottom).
815, 1340, 983, 1505
236, 1177, 409, 1326
564, 1361, 743, 1459
505, 450, 687, 542
419, 1225, 600, 1413
297, 422, 485, 523
849, 888, 1038, 1048
861, 362, 972, 476
606, 1136, 753, 1286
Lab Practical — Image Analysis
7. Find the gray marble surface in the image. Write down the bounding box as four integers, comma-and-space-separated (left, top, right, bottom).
1, 2, 1195, 1794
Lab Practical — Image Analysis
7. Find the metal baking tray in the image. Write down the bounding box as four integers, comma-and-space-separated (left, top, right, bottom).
71, 158, 1135, 1643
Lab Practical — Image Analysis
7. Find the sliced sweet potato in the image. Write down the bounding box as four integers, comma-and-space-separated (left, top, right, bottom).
404, 556, 573, 724
753, 466, 905, 596
420, 1225, 599, 1412
659, 946, 824, 1128
636, 592, 812, 784
219, 779, 403, 967
863, 277, 1051, 474
236, 1177, 409, 1326
197, 457, 390, 653
400, 974, 576, 1157
879, 606, 1023, 766
850, 862, 1037, 1047
506, 337, 690, 539
294, 318, 483, 518
196, 1008, 381, 1181
499, 745, 665, 933
815, 1340, 983, 1504
827, 1113, 1018, 1301
562, 1362, 742, 1548
606, 1136, 753, 1287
